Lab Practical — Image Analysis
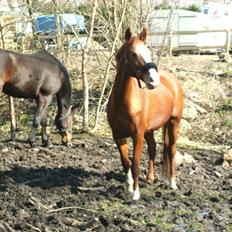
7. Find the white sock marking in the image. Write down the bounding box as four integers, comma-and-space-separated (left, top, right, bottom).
171, 178, 178, 190
133, 188, 140, 200
127, 168, 134, 193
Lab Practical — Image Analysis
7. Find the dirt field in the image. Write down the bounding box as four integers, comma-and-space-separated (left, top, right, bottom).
0, 54, 231, 231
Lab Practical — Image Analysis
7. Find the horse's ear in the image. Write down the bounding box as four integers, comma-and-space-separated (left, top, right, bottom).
125, 28, 132, 42
139, 28, 147, 42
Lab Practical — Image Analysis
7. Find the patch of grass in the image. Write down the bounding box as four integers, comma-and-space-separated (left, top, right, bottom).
99, 200, 127, 216
225, 223, 232, 232
176, 208, 192, 216
141, 218, 154, 226
189, 222, 208, 231
222, 119, 232, 128
155, 216, 176, 231
215, 99, 232, 113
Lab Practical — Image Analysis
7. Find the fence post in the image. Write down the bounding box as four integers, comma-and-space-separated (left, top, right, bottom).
168, 31, 173, 56
225, 29, 231, 54
0, 21, 16, 141
9, 97, 16, 140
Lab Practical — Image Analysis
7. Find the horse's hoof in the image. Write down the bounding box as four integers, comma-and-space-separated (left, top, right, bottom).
132, 189, 140, 201
65, 142, 73, 148
171, 178, 178, 190
28, 141, 35, 148
42, 140, 53, 148
147, 176, 155, 185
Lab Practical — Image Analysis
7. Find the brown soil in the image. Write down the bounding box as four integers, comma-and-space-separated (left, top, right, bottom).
0, 54, 232, 231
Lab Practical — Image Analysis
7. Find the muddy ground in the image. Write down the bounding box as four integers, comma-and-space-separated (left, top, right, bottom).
0, 54, 232, 231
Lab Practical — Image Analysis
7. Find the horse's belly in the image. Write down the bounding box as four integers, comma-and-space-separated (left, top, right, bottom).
147, 112, 171, 131
3, 83, 36, 98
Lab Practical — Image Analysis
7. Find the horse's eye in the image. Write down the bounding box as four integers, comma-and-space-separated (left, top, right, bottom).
131, 52, 137, 58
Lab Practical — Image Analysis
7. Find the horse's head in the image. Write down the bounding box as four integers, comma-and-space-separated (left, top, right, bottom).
117, 28, 160, 89
55, 106, 77, 145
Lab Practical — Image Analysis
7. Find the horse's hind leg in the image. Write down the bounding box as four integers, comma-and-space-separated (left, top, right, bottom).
145, 132, 156, 184
114, 137, 133, 193
163, 119, 179, 190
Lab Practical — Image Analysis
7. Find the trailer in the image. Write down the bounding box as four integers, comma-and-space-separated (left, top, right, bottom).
148, 9, 232, 53
35, 14, 86, 34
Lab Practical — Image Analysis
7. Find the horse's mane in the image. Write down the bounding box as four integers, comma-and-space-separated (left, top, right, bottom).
31, 50, 72, 109
30, 49, 70, 79
116, 42, 128, 64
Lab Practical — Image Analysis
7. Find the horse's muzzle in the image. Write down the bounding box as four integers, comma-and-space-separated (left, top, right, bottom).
147, 82, 156, 90
61, 131, 72, 144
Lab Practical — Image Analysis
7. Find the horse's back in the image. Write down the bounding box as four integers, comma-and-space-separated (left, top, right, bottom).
0, 49, 62, 98
159, 69, 184, 120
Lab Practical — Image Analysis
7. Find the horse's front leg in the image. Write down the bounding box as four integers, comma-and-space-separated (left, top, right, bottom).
114, 137, 133, 193
41, 116, 52, 147
28, 110, 42, 147
132, 132, 144, 200
144, 132, 156, 184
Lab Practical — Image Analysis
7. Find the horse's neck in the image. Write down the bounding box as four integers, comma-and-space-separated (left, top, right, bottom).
56, 78, 72, 118
113, 68, 141, 109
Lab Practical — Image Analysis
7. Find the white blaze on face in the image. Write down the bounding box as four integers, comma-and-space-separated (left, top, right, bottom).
135, 44, 160, 88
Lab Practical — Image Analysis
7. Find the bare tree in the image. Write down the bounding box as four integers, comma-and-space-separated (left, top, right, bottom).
93, 0, 128, 130
81, 0, 98, 132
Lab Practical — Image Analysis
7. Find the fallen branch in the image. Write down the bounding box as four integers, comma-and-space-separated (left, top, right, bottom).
48, 206, 97, 214
2, 221, 14, 232
76, 186, 105, 192
29, 195, 50, 211
25, 223, 41, 232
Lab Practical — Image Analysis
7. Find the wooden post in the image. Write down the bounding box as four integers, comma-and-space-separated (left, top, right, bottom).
81, 0, 98, 132
0, 20, 16, 141
56, 14, 62, 50
9, 97, 16, 140
168, 31, 173, 56
225, 29, 230, 54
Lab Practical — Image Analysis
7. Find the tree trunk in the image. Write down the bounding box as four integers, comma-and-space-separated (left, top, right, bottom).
0, 21, 16, 140
93, 0, 128, 130
81, 0, 98, 132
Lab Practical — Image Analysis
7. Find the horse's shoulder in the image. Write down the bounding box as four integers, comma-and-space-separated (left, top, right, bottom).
159, 69, 182, 96
159, 69, 180, 85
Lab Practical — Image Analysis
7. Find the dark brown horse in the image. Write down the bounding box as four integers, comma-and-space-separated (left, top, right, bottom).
107, 28, 184, 200
0, 49, 73, 146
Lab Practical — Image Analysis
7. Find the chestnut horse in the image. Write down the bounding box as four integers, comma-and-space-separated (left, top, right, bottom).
0, 49, 73, 146
107, 28, 184, 200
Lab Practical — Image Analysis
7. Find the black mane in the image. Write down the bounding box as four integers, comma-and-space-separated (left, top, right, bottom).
30, 49, 70, 79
